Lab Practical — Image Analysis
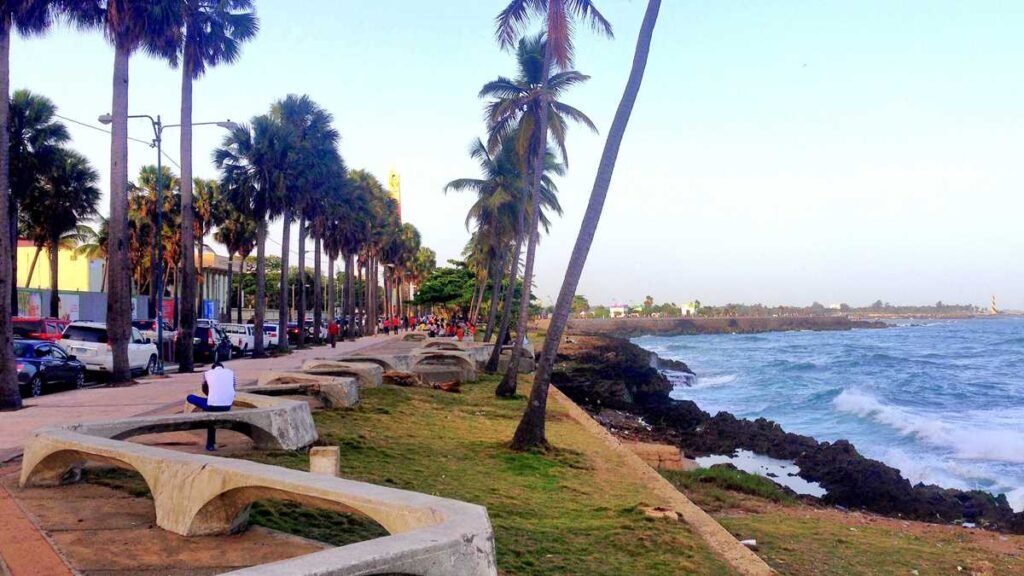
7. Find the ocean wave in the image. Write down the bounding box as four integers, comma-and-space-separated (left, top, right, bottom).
690, 373, 738, 389
833, 389, 1024, 465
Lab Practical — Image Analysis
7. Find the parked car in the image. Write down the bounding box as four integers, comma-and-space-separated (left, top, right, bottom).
131, 319, 177, 344
193, 325, 233, 363
304, 320, 327, 340
260, 324, 280, 348
221, 323, 256, 355
15, 339, 86, 397
61, 321, 159, 375
286, 322, 302, 344
12, 317, 69, 342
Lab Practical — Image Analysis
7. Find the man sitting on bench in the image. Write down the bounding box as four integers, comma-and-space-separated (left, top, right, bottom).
186, 362, 236, 451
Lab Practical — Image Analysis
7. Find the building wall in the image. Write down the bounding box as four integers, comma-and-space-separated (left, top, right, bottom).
16, 243, 97, 292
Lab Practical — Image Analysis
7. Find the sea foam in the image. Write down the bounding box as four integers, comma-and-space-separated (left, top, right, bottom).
834, 389, 1024, 465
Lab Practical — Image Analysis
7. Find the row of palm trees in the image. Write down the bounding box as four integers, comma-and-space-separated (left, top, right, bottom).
449, 0, 663, 450
213, 95, 427, 357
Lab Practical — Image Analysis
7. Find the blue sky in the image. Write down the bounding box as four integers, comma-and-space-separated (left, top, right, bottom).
12, 1, 1024, 309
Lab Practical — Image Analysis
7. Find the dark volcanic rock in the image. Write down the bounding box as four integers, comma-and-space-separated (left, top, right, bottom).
554, 331, 1024, 534
551, 334, 673, 410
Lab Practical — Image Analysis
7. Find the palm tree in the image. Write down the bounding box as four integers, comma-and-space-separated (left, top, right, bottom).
192, 177, 218, 314
213, 204, 256, 324
8, 89, 69, 307
481, 30, 599, 397
271, 94, 340, 349
176, 0, 257, 372
20, 149, 100, 317
214, 115, 287, 357
0, 0, 61, 410
512, 0, 661, 450
76, 218, 108, 291
58, 0, 179, 383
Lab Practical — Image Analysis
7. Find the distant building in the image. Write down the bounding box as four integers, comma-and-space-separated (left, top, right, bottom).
17, 240, 101, 292
610, 304, 628, 318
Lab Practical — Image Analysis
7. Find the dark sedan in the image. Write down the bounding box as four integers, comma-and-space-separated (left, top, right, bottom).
15, 340, 86, 398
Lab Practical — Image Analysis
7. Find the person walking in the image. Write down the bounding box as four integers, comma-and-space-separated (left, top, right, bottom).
328, 319, 339, 348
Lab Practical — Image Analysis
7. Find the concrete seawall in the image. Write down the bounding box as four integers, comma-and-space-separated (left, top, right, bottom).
544, 316, 885, 338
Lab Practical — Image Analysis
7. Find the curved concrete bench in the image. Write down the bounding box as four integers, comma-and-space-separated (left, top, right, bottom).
402, 332, 428, 342
19, 392, 498, 575
300, 359, 384, 388
410, 351, 478, 383
254, 372, 360, 408
73, 392, 318, 451
422, 341, 491, 365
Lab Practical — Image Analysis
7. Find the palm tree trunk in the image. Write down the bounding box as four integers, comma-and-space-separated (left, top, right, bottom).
326, 253, 335, 329
513, 0, 662, 451
313, 235, 322, 344
487, 222, 523, 377
296, 216, 306, 347
25, 246, 42, 288
483, 253, 506, 342
48, 238, 59, 318
253, 220, 267, 356
344, 252, 355, 340
237, 257, 244, 324
178, 59, 197, 373
196, 241, 204, 319
356, 258, 363, 336
101, 262, 107, 293
0, 16, 20, 410
106, 42, 132, 383
497, 29, 557, 397
277, 208, 291, 352
225, 251, 234, 324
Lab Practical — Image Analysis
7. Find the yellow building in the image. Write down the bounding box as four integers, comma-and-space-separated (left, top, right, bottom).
16, 240, 101, 293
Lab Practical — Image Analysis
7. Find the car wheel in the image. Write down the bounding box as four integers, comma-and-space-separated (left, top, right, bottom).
75, 371, 86, 390
145, 355, 157, 376
29, 376, 42, 398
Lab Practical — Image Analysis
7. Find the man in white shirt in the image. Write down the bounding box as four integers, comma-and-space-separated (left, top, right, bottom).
186, 362, 236, 451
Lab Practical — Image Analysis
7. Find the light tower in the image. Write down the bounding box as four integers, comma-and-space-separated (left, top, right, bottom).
388, 169, 402, 222
991, 295, 999, 315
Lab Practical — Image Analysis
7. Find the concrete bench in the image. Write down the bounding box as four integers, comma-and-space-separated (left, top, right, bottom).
422, 340, 491, 365
19, 393, 498, 576
343, 352, 478, 384
300, 359, 384, 388
254, 372, 360, 408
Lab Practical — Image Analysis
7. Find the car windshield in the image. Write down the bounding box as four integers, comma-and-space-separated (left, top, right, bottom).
13, 341, 32, 357
63, 326, 108, 343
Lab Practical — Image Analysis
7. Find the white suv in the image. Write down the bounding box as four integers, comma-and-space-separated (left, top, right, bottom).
61, 321, 159, 375
221, 323, 255, 356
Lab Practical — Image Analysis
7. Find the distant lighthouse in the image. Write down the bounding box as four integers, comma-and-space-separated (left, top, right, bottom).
991, 295, 999, 315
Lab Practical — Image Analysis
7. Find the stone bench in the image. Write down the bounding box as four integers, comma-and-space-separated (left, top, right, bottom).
421, 340, 491, 365
254, 372, 360, 408
300, 359, 383, 388
19, 392, 497, 576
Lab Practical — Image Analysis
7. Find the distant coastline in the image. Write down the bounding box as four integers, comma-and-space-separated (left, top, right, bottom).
543, 315, 886, 338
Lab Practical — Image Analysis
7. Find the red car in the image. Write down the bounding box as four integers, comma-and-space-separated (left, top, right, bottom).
12, 317, 69, 342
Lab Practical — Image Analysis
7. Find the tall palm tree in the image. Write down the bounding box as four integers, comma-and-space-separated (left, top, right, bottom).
175, 0, 257, 372
482, 30, 599, 397
8, 89, 69, 307
271, 94, 339, 349
58, 0, 180, 383
20, 149, 100, 317
214, 115, 287, 357
512, 0, 661, 450
0, 0, 60, 410
213, 203, 256, 324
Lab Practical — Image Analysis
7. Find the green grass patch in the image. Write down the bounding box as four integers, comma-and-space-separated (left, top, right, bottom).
663, 465, 797, 504
248, 500, 388, 546
241, 377, 732, 575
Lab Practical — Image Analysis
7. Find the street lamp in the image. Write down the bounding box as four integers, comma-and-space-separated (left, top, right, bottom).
98, 112, 236, 374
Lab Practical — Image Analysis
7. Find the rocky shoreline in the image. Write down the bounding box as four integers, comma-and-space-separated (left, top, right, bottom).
552, 333, 1024, 534
558, 315, 888, 338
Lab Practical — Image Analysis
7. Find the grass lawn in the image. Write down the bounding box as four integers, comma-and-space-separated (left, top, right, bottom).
246, 377, 732, 575
664, 468, 1024, 576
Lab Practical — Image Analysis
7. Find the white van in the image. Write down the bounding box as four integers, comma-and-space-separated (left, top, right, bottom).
61, 321, 159, 375
221, 323, 256, 356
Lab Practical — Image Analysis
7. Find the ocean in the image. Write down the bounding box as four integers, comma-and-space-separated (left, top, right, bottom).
633, 318, 1024, 511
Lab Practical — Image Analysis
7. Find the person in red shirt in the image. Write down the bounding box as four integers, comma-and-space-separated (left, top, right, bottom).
327, 320, 340, 348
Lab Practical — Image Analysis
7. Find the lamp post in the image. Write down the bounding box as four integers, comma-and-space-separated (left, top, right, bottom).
99, 113, 236, 374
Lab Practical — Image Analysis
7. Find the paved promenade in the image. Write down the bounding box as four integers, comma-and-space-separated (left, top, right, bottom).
0, 334, 396, 462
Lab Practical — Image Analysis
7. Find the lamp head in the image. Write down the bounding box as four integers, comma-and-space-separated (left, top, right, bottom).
97, 113, 113, 125
217, 120, 239, 131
